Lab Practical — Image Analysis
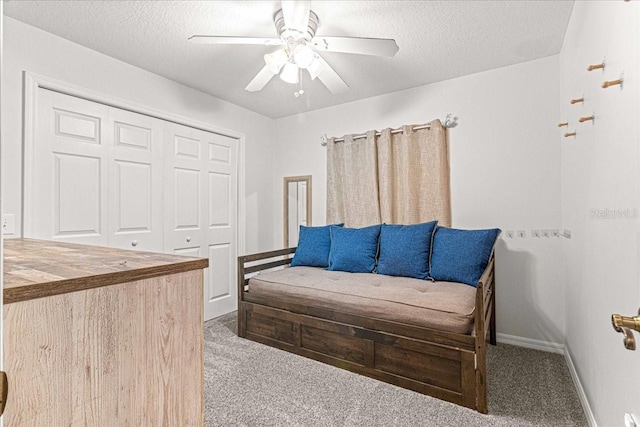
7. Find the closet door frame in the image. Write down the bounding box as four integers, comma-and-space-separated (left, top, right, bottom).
23, 71, 246, 261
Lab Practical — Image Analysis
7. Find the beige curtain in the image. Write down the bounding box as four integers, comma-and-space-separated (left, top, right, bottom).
377, 120, 451, 226
327, 119, 450, 227
326, 131, 381, 227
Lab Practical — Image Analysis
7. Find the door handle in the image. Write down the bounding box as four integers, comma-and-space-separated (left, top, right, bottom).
0, 371, 7, 416
611, 309, 640, 350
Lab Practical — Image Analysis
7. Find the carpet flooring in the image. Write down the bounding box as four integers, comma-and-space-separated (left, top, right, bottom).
204, 313, 587, 426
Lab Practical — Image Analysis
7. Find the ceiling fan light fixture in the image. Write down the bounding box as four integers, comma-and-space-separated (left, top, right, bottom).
280, 62, 299, 84
307, 56, 325, 80
292, 44, 314, 69
264, 49, 288, 74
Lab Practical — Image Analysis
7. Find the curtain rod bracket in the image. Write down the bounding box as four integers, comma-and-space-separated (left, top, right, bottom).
443, 113, 458, 128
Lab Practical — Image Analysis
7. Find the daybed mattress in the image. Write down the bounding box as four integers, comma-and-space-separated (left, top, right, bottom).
248, 266, 477, 335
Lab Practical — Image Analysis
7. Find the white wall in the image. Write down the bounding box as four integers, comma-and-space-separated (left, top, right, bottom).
1, 17, 277, 253
274, 56, 564, 345
560, 1, 640, 425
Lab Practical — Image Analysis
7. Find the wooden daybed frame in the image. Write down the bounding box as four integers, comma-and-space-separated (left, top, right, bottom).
237, 247, 496, 413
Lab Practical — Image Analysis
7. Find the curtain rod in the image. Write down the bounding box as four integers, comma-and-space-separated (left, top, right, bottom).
320, 114, 457, 146
327, 124, 430, 145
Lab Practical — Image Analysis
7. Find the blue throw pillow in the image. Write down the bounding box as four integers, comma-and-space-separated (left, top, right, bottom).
429, 227, 501, 287
328, 224, 381, 273
290, 224, 344, 268
377, 221, 438, 280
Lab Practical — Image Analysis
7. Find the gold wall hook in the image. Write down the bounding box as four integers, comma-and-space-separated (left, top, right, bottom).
602, 78, 623, 89
587, 62, 605, 72
578, 115, 595, 123
557, 122, 568, 128
612, 310, 640, 350
570, 97, 584, 104
564, 131, 576, 138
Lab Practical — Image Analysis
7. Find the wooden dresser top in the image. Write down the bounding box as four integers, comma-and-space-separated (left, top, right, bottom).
3, 238, 208, 304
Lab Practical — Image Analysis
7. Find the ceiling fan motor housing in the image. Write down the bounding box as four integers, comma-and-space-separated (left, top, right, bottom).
274, 9, 319, 42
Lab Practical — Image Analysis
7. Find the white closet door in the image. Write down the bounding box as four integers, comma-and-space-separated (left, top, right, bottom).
163, 122, 207, 259
203, 132, 238, 320
30, 89, 109, 245
30, 88, 240, 321
164, 123, 238, 320
108, 108, 163, 252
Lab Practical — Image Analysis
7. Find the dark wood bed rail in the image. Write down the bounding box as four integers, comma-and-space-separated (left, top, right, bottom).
237, 247, 296, 336
237, 247, 496, 413
474, 253, 496, 412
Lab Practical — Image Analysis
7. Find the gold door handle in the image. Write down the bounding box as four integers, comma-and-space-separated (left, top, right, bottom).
0, 371, 7, 416
611, 309, 640, 350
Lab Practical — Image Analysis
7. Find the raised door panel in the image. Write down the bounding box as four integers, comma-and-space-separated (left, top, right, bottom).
108, 108, 163, 252
208, 172, 230, 229
203, 133, 238, 320
30, 88, 109, 246
175, 168, 201, 230
207, 243, 231, 300
54, 153, 102, 238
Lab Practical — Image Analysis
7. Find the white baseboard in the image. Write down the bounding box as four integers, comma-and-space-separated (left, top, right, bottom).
496, 333, 564, 354
564, 348, 598, 427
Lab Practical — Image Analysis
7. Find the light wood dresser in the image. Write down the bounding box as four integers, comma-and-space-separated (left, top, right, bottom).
3, 238, 208, 426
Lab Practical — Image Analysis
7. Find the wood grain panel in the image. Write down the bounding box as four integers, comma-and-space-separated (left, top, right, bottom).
300, 324, 365, 365
3, 270, 204, 426
374, 343, 461, 392
246, 311, 295, 344
3, 239, 208, 304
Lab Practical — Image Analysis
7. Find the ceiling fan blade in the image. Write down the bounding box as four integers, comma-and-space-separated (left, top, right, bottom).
281, 0, 311, 34
189, 36, 282, 46
314, 55, 349, 94
311, 36, 399, 57
245, 65, 276, 92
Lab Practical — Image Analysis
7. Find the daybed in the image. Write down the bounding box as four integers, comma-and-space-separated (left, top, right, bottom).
237, 243, 496, 413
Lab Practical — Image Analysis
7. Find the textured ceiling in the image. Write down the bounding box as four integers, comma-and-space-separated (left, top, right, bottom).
4, 0, 574, 119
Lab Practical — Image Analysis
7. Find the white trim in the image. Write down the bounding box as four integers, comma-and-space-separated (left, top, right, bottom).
496, 333, 564, 354
564, 347, 598, 427
22, 72, 37, 237
237, 134, 246, 258
22, 71, 247, 307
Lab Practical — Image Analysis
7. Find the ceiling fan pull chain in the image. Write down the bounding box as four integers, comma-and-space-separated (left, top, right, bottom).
294, 67, 305, 97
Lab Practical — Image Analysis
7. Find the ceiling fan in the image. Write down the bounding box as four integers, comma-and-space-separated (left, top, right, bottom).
188, 0, 399, 95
